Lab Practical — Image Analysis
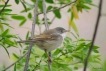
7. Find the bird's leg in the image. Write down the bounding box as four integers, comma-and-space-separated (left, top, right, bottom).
29, 36, 36, 40
44, 50, 52, 63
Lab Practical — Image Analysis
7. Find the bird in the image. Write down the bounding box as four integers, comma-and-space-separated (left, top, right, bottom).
17, 27, 69, 62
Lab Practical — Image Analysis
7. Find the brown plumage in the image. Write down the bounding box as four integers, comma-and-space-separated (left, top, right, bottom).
17, 27, 69, 62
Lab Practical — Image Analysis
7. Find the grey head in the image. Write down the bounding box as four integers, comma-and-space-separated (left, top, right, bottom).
54, 27, 69, 34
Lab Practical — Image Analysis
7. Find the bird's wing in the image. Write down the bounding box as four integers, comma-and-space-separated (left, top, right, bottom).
34, 34, 61, 41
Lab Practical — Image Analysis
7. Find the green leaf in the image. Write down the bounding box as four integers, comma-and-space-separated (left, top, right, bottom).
5, 34, 17, 38
2, 9, 12, 13
85, 0, 92, 3
0, 5, 11, 7
36, 17, 40, 25
53, 49, 60, 55
70, 20, 79, 35
26, 31, 30, 40
72, 54, 82, 60
21, 8, 32, 13
2, 29, 9, 36
45, 0, 54, 3
47, 6, 53, 11
88, 3, 98, 8
31, 0, 35, 3
13, 53, 19, 59
19, 19, 27, 26
20, 1, 27, 12
0, 23, 4, 32
5, 38, 15, 46
72, 5, 79, 19
53, 8, 61, 19
64, 37, 72, 43
103, 60, 106, 71
2, 23, 14, 29
75, 45, 83, 51
14, 64, 16, 71
2, 13, 17, 15
18, 42, 22, 47
15, 0, 19, 4
38, 0, 43, 11
3, 9, 12, 12
93, 50, 99, 53
70, 32, 78, 39
82, 4, 91, 10
40, 65, 48, 71
27, 12, 32, 19
93, 46, 99, 49
11, 15, 26, 20
74, 66, 78, 70
0, 44, 10, 58
67, 9, 71, 12
71, 12, 74, 20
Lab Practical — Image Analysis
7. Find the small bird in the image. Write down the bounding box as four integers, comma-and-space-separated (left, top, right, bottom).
17, 27, 69, 62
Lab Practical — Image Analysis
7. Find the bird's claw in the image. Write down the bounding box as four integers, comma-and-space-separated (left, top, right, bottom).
48, 58, 52, 63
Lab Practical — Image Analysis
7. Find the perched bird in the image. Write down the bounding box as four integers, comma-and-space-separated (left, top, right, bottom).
17, 27, 69, 62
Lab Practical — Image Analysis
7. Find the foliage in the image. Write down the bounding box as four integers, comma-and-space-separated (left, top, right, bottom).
7, 34, 101, 71
0, 0, 102, 71
0, 0, 97, 34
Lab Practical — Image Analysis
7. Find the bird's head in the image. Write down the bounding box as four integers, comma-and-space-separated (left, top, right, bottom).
55, 27, 69, 38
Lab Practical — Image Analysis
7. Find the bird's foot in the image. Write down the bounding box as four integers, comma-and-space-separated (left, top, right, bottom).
48, 57, 52, 63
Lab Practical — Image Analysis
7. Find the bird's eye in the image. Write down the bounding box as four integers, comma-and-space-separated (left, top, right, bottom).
61, 30, 63, 33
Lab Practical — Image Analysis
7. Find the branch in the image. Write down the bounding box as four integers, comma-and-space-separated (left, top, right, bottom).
42, 0, 51, 71
42, 0, 49, 30
49, 16, 55, 27
83, 0, 103, 71
0, 0, 9, 15
48, 52, 52, 71
23, 0, 39, 71
51, 16, 55, 24
37, 0, 77, 15
2, 52, 27, 71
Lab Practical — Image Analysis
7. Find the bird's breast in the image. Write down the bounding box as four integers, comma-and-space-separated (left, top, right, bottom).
35, 35, 63, 52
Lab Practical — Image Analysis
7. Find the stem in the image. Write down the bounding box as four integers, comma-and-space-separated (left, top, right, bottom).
37, 0, 77, 15
0, 0, 9, 15
23, 0, 39, 71
83, 0, 103, 71
42, 0, 49, 30
2, 52, 27, 71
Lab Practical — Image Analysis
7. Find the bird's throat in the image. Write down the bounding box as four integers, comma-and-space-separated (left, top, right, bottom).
61, 33, 66, 39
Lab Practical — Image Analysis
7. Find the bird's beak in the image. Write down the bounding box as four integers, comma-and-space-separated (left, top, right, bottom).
65, 30, 70, 32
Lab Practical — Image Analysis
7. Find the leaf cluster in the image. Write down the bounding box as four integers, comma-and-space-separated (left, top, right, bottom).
9, 33, 101, 71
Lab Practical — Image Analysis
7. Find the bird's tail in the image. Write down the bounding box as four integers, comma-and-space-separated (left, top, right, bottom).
17, 40, 35, 43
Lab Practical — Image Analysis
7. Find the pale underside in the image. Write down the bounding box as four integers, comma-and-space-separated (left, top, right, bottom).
35, 33, 66, 52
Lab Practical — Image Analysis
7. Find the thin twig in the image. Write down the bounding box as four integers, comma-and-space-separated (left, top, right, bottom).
0, 0, 9, 15
48, 52, 52, 71
51, 16, 55, 24
32, 54, 44, 71
38, 0, 77, 15
83, 0, 103, 71
23, 0, 39, 71
42, 0, 51, 71
42, 0, 49, 30
49, 16, 55, 27
2, 52, 27, 71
